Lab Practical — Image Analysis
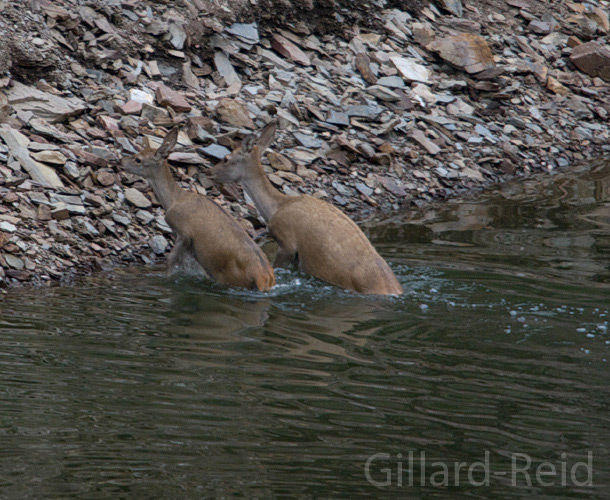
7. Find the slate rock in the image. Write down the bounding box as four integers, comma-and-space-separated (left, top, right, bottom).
216, 98, 255, 129
155, 84, 192, 112
570, 42, 610, 82
149, 235, 169, 255
6, 82, 86, 123
430, 33, 496, 74
201, 144, 231, 160
0, 126, 64, 187
124, 188, 152, 208
390, 56, 431, 83
31, 150, 67, 165
271, 34, 311, 66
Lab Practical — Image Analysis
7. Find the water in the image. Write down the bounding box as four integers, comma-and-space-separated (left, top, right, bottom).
1, 162, 610, 499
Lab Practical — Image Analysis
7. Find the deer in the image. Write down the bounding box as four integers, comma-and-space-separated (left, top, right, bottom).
120, 127, 276, 292
211, 122, 403, 296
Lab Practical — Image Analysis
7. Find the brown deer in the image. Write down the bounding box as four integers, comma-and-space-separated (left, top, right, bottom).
211, 122, 403, 295
120, 128, 276, 292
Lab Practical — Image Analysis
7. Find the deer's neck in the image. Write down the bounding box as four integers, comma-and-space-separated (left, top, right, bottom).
241, 160, 286, 223
148, 164, 182, 209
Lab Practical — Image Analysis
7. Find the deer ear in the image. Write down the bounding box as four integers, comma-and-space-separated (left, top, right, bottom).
257, 121, 277, 151
155, 127, 179, 159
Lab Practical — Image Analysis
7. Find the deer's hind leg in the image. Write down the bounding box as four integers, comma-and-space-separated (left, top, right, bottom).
167, 235, 207, 277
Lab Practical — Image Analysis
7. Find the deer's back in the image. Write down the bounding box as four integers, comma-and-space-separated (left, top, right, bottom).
165, 192, 275, 291
269, 196, 402, 294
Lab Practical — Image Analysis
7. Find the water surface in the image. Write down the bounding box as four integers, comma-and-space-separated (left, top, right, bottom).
1, 162, 609, 499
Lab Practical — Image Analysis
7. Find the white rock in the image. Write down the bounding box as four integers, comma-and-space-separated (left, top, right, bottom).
129, 89, 155, 105
390, 56, 431, 83
0, 221, 17, 233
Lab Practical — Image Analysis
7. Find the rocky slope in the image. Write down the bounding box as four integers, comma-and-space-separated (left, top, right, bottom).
0, 0, 609, 287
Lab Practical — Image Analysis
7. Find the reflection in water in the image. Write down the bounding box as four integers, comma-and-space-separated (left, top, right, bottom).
368, 161, 610, 284
0, 161, 609, 499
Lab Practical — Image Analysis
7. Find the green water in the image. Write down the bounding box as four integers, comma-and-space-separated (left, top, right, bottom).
1, 163, 609, 499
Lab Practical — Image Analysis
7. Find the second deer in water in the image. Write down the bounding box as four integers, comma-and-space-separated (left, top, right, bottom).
121, 128, 275, 292
211, 122, 403, 296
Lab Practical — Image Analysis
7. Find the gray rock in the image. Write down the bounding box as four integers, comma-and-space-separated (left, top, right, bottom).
0, 126, 64, 187
293, 132, 323, 149
112, 214, 131, 226
346, 105, 383, 119
214, 51, 241, 87
136, 210, 155, 224
169, 23, 187, 50
149, 235, 169, 255
63, 161, 81, 180
376, 76, 405, 88
6, 82, 86, 123
355, 183, 374, 197
326, 110, 350, 126
200, 144, 231, 160
4, 255, 24, 270
225, 23, 259, 44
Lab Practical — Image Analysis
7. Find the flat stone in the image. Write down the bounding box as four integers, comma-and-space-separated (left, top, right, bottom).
293, 132, 323, 149
129, 89, 154, 104
346, 105, 383, 119
215, 98, 255, 129
429, 33, 496, 74
570, 42, 610, 82
412, 129, 441, 155
547, 76, 569, 96
51, 204, 70, 220
214, 51, 241, 86
0, 221, 17, 233
200, 144, 231, 160
155, 84, 192, 112
136, 210, 155, 224
390, 56, 431, 83
367, 85, 400, 101
410, 84, 438, 105
0, 126, 64, 187
63, 161, 80, 179
96, 171, 116, 186
121, 100, 143, 115
124, 188, 152, 208
141, 103, 169, 124
112, 214, 131, 226
6, 81, 86, 123
326, 110, 350, 126
168, 152, 206, 165
169, 23, 187, 50
31, 150, 67, 165
225, 23, 260, 44
271, 34, 311, 66
27, 142, 59, 152
4, 254, 24, 270
528, 20, 553, 34
149, 235, 169, 255
355, 182, 374, 197
377, 76, 405, 88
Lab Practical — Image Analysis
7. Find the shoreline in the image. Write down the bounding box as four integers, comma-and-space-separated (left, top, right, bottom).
1, 0, 609, 288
